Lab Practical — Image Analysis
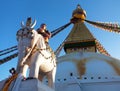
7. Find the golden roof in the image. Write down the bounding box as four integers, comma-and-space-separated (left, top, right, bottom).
65, 22, 95, 44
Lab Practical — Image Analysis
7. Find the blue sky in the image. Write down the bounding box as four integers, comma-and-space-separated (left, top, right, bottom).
0, 0, 120, 80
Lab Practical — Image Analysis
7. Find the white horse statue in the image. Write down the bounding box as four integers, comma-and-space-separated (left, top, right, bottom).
16, 17, 56, 89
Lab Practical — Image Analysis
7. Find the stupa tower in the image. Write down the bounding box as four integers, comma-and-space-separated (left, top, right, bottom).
64, 4, 96, 54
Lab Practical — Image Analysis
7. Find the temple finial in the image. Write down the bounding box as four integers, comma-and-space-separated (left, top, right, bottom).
77, 4, 81, 9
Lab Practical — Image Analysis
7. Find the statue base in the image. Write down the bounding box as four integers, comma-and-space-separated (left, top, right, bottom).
0, 78, 54, 91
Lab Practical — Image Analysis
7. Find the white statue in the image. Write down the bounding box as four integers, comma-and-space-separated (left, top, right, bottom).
16, 17, 56, 89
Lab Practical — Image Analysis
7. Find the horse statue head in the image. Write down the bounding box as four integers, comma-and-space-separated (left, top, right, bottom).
21, 17, 36, 28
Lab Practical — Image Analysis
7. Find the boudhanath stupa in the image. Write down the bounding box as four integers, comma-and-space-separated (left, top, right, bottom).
1, 4, 120, 91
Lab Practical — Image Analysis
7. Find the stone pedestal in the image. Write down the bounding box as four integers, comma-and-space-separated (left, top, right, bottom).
0, 78, 54, 91
19, 79, 54, 91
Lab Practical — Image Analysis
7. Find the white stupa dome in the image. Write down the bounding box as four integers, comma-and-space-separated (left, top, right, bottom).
56, 52, 120, 81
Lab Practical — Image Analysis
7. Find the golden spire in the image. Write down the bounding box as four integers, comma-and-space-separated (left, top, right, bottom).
71, 4, 86, 23
64, 5, 96, 53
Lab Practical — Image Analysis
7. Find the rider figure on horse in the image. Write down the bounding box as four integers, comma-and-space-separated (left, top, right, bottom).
37, 23, 51, 43
37, 23, 56, 60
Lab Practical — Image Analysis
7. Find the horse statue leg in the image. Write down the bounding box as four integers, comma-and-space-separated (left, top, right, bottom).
16, 52, 29, 78
46, 65, 56, 89
16, 42, 31, 78
29, 51, 43, 79
38, 64, 56, 89
39, 57, 57, 89
44, 43, 57, 89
